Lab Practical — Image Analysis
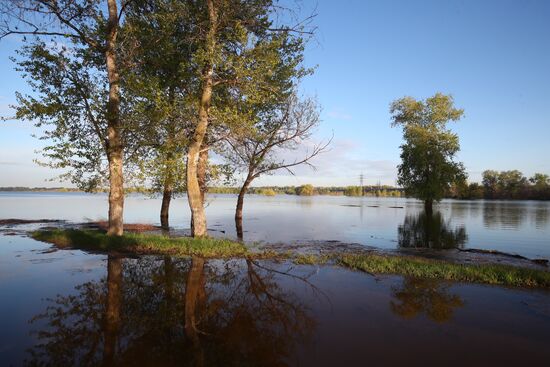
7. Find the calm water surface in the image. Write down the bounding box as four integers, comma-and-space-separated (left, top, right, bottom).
0, 231, 549, 366
1, 192, 549, 258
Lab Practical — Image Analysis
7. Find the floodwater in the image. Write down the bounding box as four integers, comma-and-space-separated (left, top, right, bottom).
1, 192, 549, 258
0, 230, 549, 366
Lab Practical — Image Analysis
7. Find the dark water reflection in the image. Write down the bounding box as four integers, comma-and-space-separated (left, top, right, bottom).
391, 278, 464, 323
398, 211, 468, 249
26, 255, 314, 367
1, 234, 550, 366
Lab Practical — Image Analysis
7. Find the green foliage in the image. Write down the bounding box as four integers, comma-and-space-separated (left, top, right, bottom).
295, 184, 315, 196
344, 186, 363, 196
391, 93, 466, 204
13, 40, 109, 191
258, 188, 277, 196
481, 170, 550, 200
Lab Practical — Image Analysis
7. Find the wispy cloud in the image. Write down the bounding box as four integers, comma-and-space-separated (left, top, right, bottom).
253, 138, 398, 186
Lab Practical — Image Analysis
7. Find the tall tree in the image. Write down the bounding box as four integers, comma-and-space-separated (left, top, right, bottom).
184, 0, 313, 237
1, 0, 128, 235
121, 0, 196, 229
390, 93, 466, 213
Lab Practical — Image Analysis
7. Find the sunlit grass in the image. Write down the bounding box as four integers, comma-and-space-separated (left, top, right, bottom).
31, 229, 248, 258
338, 253, 550, 288
30, 229, 550, 288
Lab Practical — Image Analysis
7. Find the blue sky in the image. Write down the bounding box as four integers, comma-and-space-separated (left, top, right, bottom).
1, 0, 549, 187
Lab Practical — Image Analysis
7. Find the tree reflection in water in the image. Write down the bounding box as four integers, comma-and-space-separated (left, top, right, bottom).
398, 210, 467, 249
26, 255, 315, 366
390, 278, 464, 323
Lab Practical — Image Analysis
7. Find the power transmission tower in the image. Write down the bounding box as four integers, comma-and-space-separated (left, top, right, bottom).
360, 173, 364, 196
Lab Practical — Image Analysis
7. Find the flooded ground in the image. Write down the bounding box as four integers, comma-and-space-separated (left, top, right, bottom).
1, 229, 550, 366
1, 192, 549, 258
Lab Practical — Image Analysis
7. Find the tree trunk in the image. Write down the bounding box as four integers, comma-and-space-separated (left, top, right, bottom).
103, 254, 122, 366
186, 0, 217, 237
191, 145, 208, 234
105, 0, 123, 236
235, 176, 253, 240
198, 146, 208, 204
160, 177, 173, 229
424, 199, 433, 216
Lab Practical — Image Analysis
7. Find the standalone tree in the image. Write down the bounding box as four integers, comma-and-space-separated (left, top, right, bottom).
1, 0, 128, 235
222, 94, 328, 238
390, 93, 466, 213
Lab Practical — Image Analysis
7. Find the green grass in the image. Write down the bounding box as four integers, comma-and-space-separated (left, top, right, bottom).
31, 229, 248, 258
293, 253, 330, 265
29, 229, 550, 288
338, 253, 550, 288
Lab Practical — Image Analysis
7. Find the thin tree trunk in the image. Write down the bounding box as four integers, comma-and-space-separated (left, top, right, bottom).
103, 254, 122, 366
424, 199, 433, 216
160, 181, 173, 229
186, 0, 217, 237
235, 175, 253, 240
105, 0, 123, 236
198, 146, 208, 204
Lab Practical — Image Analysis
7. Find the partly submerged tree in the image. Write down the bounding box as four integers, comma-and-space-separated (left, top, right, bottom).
1, 0, 129, 235
222, 94, 328, 238
390, 93, 466, 213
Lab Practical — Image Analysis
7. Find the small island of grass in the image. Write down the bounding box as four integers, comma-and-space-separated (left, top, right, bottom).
30, 228, 550, 289
31, 228, 248, 258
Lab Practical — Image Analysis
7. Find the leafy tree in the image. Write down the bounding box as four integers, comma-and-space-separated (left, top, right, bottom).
482, 170, 500, 199
1, 0, 129, 235
296, 184, 315, 196
120, 0, 197, 228
530, 173, 550, 187
181, 0, 314, 237
390, 93, 467, 213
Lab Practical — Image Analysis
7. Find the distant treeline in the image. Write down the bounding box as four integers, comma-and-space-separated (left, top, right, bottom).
448, 170, 550, 200
209, 184, 404, 197
4, 170, 549, 201
0, 187, 80, 192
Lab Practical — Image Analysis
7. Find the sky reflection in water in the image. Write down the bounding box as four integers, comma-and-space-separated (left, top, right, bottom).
1, 193, 549, 258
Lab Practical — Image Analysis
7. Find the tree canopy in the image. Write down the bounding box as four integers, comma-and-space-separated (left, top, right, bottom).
390, 93, 467, 210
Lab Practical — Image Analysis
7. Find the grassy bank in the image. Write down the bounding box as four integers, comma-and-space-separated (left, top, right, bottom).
31, 229, 248, 258
338, 253, 550, 288
30, 228, 550, 288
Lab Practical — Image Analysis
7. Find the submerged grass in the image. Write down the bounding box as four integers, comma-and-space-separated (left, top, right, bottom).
338, 253, 550, 288
31, 229, 248, 258
30, 228, 550, 288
